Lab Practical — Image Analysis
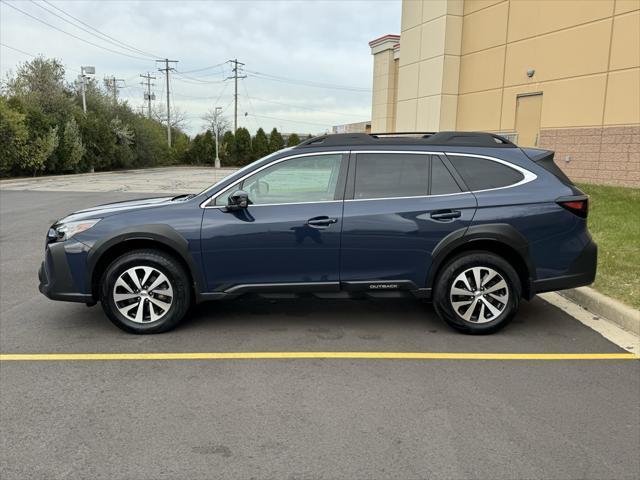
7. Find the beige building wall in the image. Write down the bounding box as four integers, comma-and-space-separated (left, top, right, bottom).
395, 0, 463, 132
369, 35, 400, 133
369, 0, 640, 186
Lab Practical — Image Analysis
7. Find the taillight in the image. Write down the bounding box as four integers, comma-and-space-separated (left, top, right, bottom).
557, 197, 589, 218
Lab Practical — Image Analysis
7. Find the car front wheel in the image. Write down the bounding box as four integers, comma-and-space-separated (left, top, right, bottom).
100, 249, 191, 334
433, 251, 521, 334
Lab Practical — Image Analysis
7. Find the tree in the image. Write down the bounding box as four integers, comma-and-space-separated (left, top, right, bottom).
202, 108, 229, 167
202, 108, 230, 139
151, 105, 188, 131
269, 127, 284, 153
287, 133, 300, 147
0, 98, 28, 176
4, 56, 73, 118
23, 126, 59, 176
59, 117, 85, 172
220, 130, 236, 165
185, 130, 215, 165
252, 128, 269, 159
235, 127, 252, 165
1, 56, 188, 177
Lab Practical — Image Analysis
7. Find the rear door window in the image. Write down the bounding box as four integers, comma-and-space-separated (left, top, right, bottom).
447, 155, 524, 190
354, 153, 429, 199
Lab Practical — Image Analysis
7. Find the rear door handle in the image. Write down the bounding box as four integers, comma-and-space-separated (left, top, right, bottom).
307, 216, 338, 228
430, 210, 461, 221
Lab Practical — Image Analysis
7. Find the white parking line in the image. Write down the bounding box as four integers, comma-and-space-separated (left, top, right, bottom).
540, 292, 640, 355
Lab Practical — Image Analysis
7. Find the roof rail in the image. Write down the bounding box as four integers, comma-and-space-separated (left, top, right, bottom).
371, 132, 436, 137
294, 131, 517, 148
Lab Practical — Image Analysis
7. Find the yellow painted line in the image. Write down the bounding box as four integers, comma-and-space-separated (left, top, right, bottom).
0, 352, 637, 361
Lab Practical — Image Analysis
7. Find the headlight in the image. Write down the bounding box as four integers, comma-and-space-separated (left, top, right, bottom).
48, 219, 101, 242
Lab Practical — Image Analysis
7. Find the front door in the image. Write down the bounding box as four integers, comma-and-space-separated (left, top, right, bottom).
200, 152, 347, 292
340, 152, 477, 289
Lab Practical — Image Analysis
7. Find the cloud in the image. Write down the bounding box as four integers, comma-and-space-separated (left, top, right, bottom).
1, 0, 401, 135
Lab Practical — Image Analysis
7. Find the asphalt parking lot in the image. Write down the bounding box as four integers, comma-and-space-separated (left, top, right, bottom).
1, 182, 639, 480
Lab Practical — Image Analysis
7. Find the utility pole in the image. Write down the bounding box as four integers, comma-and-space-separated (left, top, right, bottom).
227, 59, 246, 132
157, 59, 178, 146
79, 66, 95, 114
104, 76, 124, 103
140, 72, 156, 119
214, 106, 222, 169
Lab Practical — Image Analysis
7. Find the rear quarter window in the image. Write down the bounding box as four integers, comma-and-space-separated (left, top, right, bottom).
447, 155, 524, 191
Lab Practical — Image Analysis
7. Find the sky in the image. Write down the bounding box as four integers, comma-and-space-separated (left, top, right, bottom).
0, 0, 401, 136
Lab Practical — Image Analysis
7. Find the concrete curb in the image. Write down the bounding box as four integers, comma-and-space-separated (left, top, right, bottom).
560, 287, 640, 335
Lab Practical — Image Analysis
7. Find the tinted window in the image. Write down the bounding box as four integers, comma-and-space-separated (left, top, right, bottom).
239, 154, 342, 205
431, 157, 461, 195
354, 153, 429, 199
448, 155, 524, 190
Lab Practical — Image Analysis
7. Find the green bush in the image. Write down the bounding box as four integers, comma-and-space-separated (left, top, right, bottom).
0, 56, 187, 177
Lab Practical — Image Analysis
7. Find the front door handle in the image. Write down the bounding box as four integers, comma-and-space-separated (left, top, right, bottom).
307, 216, 338, 228
430, 210, 461, 221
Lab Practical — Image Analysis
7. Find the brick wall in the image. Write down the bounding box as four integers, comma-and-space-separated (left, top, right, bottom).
538, 126, 640, 187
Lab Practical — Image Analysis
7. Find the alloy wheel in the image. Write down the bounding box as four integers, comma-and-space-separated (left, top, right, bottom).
449, 266, 509, 324
112, 266, 174, 324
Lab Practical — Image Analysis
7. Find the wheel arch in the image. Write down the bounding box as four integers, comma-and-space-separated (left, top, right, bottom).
427, 224, 535, 299
86, 224, 204, 302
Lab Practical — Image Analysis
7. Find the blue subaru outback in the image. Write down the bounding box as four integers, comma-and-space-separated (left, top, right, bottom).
39, 132, 597, 334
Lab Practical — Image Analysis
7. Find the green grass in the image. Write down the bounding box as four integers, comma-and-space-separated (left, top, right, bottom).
577, 183, 640, 309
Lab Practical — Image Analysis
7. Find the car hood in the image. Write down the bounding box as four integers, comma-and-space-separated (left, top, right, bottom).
57, 196, 178, 224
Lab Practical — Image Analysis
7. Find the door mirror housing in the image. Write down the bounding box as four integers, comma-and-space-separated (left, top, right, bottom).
226, 190, 250, 211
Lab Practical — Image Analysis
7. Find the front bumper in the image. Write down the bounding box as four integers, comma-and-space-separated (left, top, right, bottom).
38, 241, 93, 303
531, 238, 597, 294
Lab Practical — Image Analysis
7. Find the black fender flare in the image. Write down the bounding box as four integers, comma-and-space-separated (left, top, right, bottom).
426, 223, 535, 291
86, 224, 205, 298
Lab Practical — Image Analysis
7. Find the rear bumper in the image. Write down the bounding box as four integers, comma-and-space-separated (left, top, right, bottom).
38, 242, 93, 303
531, 238, 597, 294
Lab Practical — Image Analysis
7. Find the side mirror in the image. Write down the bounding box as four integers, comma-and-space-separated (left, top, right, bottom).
226, 190, 250, 211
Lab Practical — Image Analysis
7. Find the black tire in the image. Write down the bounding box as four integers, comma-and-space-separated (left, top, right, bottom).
99, 249, 191, 334
433, 251, 521, 334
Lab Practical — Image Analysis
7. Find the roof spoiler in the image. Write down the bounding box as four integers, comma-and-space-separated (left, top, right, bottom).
521, 148, 574, 186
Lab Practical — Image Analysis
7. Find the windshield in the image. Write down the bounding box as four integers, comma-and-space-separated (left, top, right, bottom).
195, 149, 292, 198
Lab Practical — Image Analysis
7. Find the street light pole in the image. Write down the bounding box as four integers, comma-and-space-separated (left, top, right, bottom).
79, 66, 95, 114
80, 74, 87, 114
214, 106, 222, 169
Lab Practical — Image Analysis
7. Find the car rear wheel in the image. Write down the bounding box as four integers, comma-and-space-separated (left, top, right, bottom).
433, 251, 521, 334
100, 249, 191, 334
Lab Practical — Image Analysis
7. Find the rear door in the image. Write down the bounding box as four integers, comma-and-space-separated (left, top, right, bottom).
340, 151, 477, 289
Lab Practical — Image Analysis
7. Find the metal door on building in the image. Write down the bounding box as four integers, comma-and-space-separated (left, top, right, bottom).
515, 93, 543, 147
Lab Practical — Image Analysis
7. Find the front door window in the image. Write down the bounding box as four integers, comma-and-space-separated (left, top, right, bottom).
241, 154, 343, 205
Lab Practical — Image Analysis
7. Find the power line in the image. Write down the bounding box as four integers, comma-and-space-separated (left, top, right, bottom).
29, 0, 158, 60
1, 1, 154, 62
240, 80, 260, 131
178, 61, 227, 75
0, 42, 36, 58
245, 93, 365, 118
0, 41, 82, 74
246, 69, 371, 93
246, 112, 329, 128
41, 0, 161, 59
173, 72, 225, 85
